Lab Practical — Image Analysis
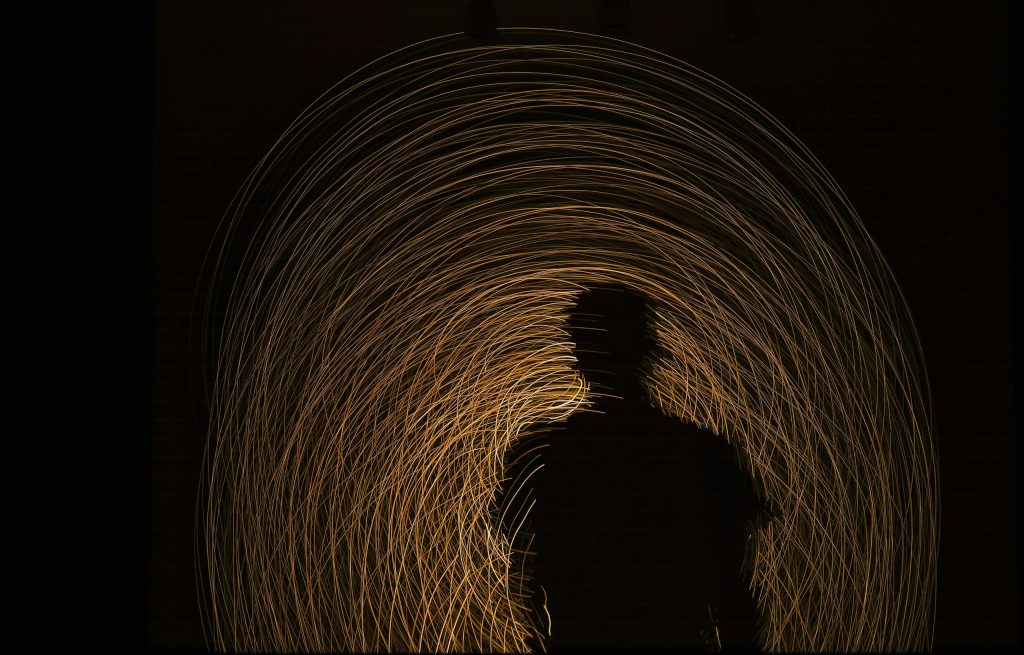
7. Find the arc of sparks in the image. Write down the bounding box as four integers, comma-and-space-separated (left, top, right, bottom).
200, 29, 938, 653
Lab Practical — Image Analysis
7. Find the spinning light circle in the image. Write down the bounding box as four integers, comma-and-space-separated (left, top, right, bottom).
200, 29, 938, 653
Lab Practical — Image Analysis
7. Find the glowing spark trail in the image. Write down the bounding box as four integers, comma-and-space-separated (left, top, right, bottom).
199, 29, 938, 653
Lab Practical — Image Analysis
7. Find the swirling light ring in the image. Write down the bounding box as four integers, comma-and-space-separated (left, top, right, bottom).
201, 30, 938, 653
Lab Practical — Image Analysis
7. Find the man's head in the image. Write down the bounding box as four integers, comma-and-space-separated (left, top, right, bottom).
567, 284, 657, 401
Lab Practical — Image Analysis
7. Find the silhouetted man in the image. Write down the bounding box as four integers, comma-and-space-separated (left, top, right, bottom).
506, 285, 765, 650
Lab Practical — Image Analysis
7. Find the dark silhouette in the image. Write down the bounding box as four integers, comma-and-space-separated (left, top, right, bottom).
503, 285, 766, 650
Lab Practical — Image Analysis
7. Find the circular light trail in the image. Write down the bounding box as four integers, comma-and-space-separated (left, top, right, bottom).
200, 29, 938, 653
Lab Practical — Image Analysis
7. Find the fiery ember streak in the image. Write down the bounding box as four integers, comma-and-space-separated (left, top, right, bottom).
200, 29, 939, 653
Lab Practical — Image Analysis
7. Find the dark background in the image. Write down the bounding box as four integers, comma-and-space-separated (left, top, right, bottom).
151, 0, 1016, 649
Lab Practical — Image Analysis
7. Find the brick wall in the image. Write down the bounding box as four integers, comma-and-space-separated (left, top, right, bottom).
152, 0, 1014, 647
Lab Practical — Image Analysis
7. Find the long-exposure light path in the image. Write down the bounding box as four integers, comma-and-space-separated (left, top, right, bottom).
200, 29, 938, 653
